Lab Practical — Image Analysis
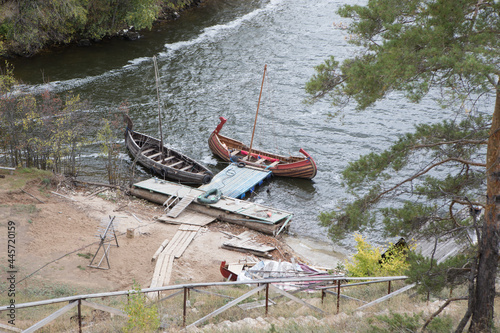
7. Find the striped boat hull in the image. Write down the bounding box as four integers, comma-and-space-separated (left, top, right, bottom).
208, 117, 317, 179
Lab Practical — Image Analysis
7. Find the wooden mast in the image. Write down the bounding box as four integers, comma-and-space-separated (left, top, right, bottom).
153, 55, 164, 156
248, 64, 267, 160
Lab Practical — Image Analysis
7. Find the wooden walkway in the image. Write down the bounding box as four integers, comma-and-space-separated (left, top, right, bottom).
133, 178, 293, 225
150, 224, 201, 290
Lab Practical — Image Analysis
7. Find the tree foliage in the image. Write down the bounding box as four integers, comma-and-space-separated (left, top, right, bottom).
306, 0, 500, 331
0, 0, 199, 56
320, 116, 488, 240
0, 63, 90, 174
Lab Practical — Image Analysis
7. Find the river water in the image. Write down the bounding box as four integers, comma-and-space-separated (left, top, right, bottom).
10, 0, 459, 257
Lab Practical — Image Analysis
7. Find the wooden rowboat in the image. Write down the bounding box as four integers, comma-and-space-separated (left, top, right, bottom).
208, 65, 317, 179
125, 114, 213, 185
208, 116, 317, 179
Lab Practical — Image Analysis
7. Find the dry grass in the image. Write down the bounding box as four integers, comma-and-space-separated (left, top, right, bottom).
3, 278, 499, 332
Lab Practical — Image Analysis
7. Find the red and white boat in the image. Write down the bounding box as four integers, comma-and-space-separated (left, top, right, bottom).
208, 117, 317, 179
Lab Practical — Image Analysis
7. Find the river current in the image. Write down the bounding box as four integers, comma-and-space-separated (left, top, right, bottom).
10, 0, 462, 256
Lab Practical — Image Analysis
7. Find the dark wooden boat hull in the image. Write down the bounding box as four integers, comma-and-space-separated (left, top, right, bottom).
208, 117, 317, 179
125, 116, 213, 185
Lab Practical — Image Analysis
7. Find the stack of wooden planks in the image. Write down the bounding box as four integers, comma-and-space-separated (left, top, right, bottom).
222, 231, 276, 258
150, 224, 201, 290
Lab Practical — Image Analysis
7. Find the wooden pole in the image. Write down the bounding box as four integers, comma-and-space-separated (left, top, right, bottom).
248, 64, 267, 160
153, 55, 164, 156
336, 280, 341, 314
183, 287, 188, 327
265, 283, 269, 316
77, 299, 82, 333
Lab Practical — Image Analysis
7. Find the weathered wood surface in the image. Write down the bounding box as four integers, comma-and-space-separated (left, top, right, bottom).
152, 238, 170, 262
150, 225, 201, 289
24, 301, 78, 333
131, 186, 287, 235
166, 193, 197, 218
132, 178, 293, 224
223, 231, 275, 254
0, 322, 22, 332
187, 285, 267, 328
156, 210, 215, 226
355, 283, 416, 311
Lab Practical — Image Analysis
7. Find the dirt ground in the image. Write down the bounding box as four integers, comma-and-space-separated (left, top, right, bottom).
0, 173, 310, 296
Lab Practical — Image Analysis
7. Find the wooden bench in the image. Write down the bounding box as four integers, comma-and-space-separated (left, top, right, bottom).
141, 148, 155, 156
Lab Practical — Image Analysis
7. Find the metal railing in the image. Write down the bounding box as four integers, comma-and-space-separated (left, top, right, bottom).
0, 275, 410, 333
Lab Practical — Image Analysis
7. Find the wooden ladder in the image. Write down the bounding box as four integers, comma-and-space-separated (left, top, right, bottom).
166, 193, 197, 218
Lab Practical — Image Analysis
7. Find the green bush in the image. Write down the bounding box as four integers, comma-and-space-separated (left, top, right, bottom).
346, 233, 411, 277
123, 282, 160, 333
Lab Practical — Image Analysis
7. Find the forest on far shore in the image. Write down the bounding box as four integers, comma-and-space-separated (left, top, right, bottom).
0, 0, 203, 58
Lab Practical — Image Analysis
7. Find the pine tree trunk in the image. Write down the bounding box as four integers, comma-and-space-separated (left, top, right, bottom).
470, 84, 500, 332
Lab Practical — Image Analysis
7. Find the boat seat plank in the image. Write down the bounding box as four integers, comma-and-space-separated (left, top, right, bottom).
180, 165, 193, 171
149, 152, 163, 159
141, 148, 155, 156
230, 150, 240, 156
162, 156, 175, 164
168, 161, 183, 168
255, 158, 266, 164
268, 161, 280, 168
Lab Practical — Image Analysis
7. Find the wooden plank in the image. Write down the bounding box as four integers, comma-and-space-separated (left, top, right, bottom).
174, 228, 199, 258
187, 285, 266, 328
223, 234, 275, 253
162, 155, 175, 163
355, 283, 416, 311
238, 299, 276, 310
156, 211, 215, 226
165, 230, 189, 255
141, 148, 155, 156
0, 322, 22, 332
172, 231, 193, 257
81, 300, 127, 317
157, 254, 175, 287
24, 301, 78, 333
161, 228, 185, 254
148, 152, 162, 159
269, 284, 325, 314
150, 252, 170, 288
168, 161, 183, 168
166, 194, 196, 218
180, 164, 194, 171
152, 238, 170, 262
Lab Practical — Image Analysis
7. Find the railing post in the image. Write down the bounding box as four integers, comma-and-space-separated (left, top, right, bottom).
77, 299, 82, 333
183, 287, 188, 327
336, 280, 341, 314
388, 280, 391, 294
265, 283, 269, 316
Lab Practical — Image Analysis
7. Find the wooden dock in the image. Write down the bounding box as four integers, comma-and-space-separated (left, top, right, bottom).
199, 163, 271, 199
130, 178, 293, 235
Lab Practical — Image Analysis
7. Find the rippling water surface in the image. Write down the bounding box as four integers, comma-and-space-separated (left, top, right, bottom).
11, 0, 459, 253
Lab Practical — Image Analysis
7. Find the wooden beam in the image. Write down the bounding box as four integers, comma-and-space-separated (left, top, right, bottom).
269, 284, 325, 314
24, 301, 78, 333
187, 285, 266, 328
0, 322, 22, 332
81, 300, 127, 317
355, 283, 416, 311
